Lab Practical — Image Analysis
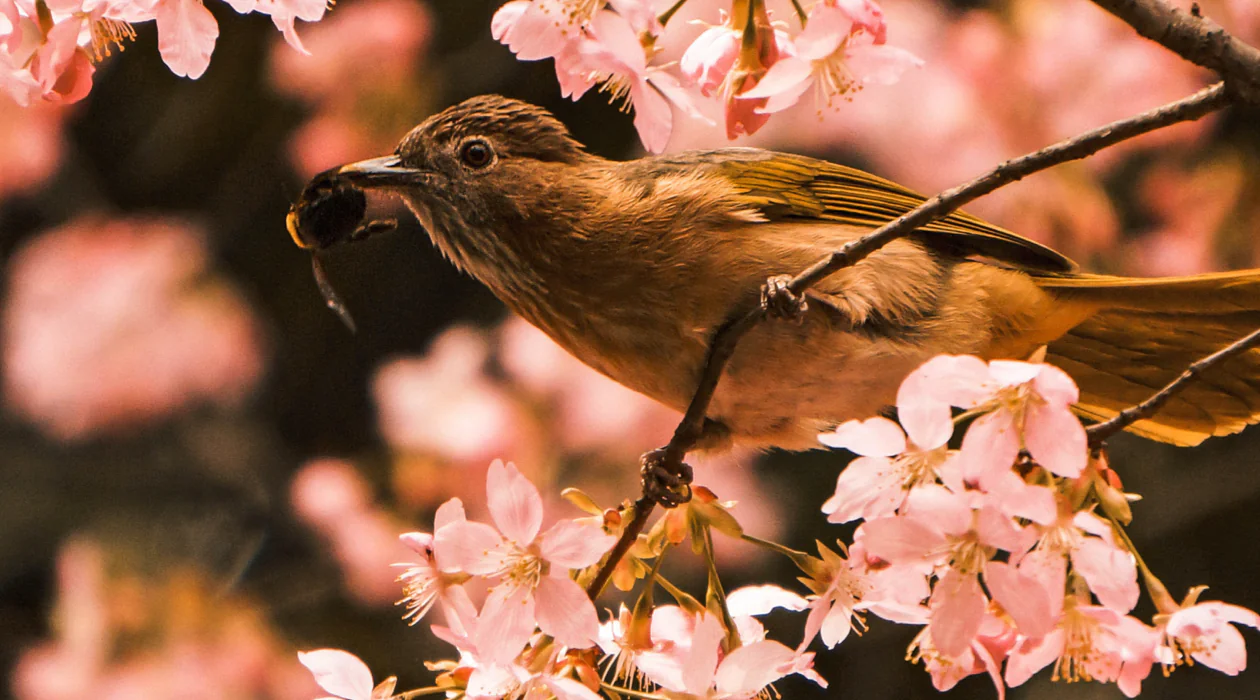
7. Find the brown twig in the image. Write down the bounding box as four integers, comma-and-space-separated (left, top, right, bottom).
1087, 327, 1260, 447
1089, 0, 1260, 103
662, 81, 1230, 462
586, 496, 655, 599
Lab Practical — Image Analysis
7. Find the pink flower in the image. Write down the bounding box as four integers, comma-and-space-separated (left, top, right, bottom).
741, 0, 920, 114
433, 461, 616, 664
860, 485, 1030, 656
154, 0, 219, 78
1161, 592, 1260, 676
636, 612, 825, 699
1026, 508, 1139, 614
907, 611, 1011, 698
911, 354, 1087, 480
679, 20, 740, 97
396, 498, 477, 627
818, 354, 960, 522
3, 216, 265, 440
569, 9, 708, 152
298, 649, 395, 700
1004, 599, 1156, 691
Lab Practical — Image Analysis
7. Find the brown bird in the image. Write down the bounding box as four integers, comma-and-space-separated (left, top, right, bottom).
288, 94, 1260, 452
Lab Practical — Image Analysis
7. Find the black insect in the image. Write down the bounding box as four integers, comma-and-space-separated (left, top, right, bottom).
287, 173, 396, 331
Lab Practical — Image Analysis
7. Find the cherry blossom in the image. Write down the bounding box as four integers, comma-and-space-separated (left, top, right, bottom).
907, 611, 1012, 698
433, 460, 617, 664
396, 498, 476, 627
741, 0, 920, 114
636, 612, 825, 699
818, 353, 961, 522
1160, 589, 1260, 676
298, 649, 396, 700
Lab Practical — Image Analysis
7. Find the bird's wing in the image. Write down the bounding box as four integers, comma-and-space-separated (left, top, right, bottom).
716, 152, 1077, 273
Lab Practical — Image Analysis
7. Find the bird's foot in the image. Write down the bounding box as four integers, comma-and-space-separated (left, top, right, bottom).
761, 274, 808, 322
640, 448, 693, 508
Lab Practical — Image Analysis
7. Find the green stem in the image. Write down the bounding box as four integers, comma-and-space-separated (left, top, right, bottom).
1104, 511, 1177, 613
740, 533, 815, 572
701, 525, 740, 649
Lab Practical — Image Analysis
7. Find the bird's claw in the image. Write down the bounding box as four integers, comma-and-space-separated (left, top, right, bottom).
761, 274, 808, 322
640, 448, 693, 508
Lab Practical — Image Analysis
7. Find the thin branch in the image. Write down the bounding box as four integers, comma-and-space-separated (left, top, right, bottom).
1087, 326, 1260, 447
1089, 0, 1260, 103
586, 496, 655, 599
663, 81, 1230, 460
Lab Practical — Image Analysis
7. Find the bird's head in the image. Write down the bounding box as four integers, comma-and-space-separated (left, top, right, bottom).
287, 95, 597, 278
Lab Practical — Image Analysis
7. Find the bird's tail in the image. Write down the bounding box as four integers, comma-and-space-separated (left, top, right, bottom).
1034, 270, 1260, 446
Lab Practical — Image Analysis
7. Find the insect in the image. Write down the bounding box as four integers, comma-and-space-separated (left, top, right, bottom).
286, 173, 396, 331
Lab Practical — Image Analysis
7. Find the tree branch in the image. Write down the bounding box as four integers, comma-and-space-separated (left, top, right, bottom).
1090, 0, 1260, 103
1087, 326, 1260, 447
662, 81, 1230, 463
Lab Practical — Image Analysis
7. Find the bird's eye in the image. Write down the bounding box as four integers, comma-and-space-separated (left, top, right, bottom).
460, 139, 495, 169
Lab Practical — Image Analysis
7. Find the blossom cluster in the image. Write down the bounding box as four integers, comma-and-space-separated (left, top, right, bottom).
492, 0, 920, 151
1, 0, 327, 105
813, 354, 1259, 696
299, 352, 1259, 700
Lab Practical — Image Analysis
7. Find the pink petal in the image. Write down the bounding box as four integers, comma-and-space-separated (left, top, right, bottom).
834, 0, 887, 42
466, 664, 516, 698
650, 605, 695, 648
631, 79, 672, 154
486, 460, 543, 545
1190, 623, 1248, 674
434, 497, 466, 530
634, 650, 686, 692
1032, 364, 1080, 406
679, 26, 739, 96
475, 586, 537, 666
1024, 401, 1086, 478
433, 520, 506, 575
859, 515, 946, 564
539, 519, 616, 569
587, 8, 645, 74
822, 455, 901, 524
727, 585, 808, 617
682, 614, 725, 694
155, 0, 219, 79
1004, 630, 1065, 687
958, 411, 1021, 483
739, 56, 812, 103
497, 0, 570, 61
399, 532, 433, 558
820, 602, 856, 647
534, 574, 600, 649
1171, 601, 1260, 632
929, 570, 987, 657
847, 43, 923, 86
271, 14, 309, 55
974, 505, 1029, 553
912, 355, 993, 408
982, 471, 1057, 525
1072, 538, 1139, 613
540, 675, 604, 700
713, 641, 796, 696
794, 4, 850, 60
904, 483, 972, 536
298, 649, 373, 700
896, 369, 954, 450
985, 562, 1054, 639
987, 360, 1042, 387
819, 417, 906, 456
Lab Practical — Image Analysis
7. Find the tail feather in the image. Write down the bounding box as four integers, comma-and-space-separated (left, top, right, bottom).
1036, 271, 1260, 446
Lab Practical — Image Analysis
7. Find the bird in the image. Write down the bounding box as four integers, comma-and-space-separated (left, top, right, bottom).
287, 94, 1260, 453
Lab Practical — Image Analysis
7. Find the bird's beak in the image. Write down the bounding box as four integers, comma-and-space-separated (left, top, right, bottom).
332, 155, 430, 188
